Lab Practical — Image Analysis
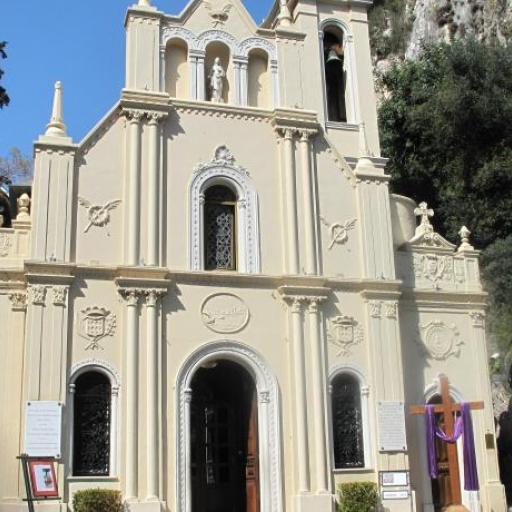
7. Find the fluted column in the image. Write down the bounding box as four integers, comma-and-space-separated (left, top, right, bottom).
281, 129, 299, 274
299, 130, 318, 275
145, 289, 165, 501
147, 113, 165, 267
290, 298, 311, 493
122, 289, 142, 500
197, 53, 206, 101
307, 297, 329, 493
126, 111, 143, 266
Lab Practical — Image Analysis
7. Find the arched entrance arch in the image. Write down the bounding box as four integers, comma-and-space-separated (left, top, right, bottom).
176, 341, 283, 512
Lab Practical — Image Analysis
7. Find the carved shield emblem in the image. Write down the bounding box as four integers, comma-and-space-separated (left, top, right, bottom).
327, 315, 364, 356
79, 307, 117, 350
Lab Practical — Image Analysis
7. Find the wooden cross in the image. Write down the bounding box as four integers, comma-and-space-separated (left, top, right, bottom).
409, 376, 484, 506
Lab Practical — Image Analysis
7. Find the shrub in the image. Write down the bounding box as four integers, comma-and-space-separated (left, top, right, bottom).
72, 489, 123, 512
337, 482, 379, 512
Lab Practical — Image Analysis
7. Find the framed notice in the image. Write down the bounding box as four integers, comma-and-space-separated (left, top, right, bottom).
24, 401, 63, 458
28, 459, 58, 498
378, 401, 407, 452
380, 471, 409, 487
382, 490, 409, 500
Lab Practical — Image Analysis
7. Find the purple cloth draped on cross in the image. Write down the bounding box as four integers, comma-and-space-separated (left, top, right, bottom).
425, 402, 479, 491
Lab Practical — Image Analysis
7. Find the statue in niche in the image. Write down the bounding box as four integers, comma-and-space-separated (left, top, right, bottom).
209, 57, 226, 103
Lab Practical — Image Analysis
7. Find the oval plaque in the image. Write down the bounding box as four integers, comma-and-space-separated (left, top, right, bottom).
201, 293, 250, 334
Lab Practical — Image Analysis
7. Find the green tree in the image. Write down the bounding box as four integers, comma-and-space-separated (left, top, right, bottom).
0, 42, 9, 108
379, 40, 512, 247
379, 40, 512, 357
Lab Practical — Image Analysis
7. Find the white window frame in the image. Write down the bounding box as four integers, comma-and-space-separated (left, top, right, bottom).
189, 145, 261, 273
320, 19, 361, 126
68, 360, 121, 478
328, 363, 372, 471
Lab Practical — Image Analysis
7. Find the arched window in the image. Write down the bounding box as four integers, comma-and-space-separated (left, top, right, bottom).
323, 26, 347, 123
72, 371, 111, 476
204, 185, 237, 271
331, 373, 365, 468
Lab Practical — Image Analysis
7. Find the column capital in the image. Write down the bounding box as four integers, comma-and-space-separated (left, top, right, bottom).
304, 296, 326, 314
147, 111, 168, 125
275, 127, 296, 140
52, 285, 69, 307
144, 288, 167, 307
9, 291, 28, 311
299, 129, 317, 142
118, 287, 144, 306
470, 311, 485, 328
123, 108, 145, 123
28, 285, 48, 306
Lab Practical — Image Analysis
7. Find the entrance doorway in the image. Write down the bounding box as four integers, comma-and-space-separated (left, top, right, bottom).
429, 395, 461, 511
190, 360, 259, 512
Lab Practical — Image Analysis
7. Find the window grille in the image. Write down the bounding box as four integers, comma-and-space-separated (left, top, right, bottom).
331, 374, 365, 468
204, 185, 237, 271
73, 372, 111, 476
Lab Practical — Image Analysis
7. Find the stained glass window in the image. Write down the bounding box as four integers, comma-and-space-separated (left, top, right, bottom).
73, 372, 111, 476
331, 374, 365, 468
204, 185, 237, 271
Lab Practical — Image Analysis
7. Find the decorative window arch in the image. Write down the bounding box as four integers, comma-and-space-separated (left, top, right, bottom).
320, 19, 361, 125
176, 340, 283, 512
68, 360, 120, 478
189, 145, 260, 273
329, 364, 372, 470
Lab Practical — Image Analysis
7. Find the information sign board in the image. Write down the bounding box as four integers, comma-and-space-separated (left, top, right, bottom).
24, 401, 63, 458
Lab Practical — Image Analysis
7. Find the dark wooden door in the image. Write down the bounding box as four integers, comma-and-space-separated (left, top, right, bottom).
430, 401, 461, 511
191, 361, 259, 512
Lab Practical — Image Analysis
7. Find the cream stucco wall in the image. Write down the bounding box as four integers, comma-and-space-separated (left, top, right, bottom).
0, 1, 506, 512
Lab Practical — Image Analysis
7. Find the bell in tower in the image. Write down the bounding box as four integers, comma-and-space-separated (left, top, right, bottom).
323, 28, 347, 123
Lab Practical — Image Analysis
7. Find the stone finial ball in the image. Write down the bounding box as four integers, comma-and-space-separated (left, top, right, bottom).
444, 506, 470, 512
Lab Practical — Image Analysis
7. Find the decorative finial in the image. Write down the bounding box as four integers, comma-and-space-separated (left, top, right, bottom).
45, 81, 67, 137
277, 0, 292, 27
16, 193, 31, 221
138, 0, 152, 6
458, 225, 474, 252
358, 122, 371, 157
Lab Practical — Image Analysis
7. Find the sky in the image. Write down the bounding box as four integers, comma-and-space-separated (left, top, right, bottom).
0, 0, 274, 157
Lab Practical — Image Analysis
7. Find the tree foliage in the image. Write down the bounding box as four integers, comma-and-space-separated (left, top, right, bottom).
379, 40, 512, 247
0, 148, 32, 185
0, 42, 9, 108
379, 40, 512, 355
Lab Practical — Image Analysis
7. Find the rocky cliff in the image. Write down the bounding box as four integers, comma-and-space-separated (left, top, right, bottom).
369, 0, 512, 63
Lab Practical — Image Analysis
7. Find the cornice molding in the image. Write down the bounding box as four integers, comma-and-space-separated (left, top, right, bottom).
172, 99, 273, 122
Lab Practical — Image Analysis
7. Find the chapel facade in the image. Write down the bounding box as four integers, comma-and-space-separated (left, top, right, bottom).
0, 0, 506, 511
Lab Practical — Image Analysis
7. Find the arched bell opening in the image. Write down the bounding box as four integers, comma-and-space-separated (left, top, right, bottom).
205, 41, 231, 104
323, 26, 347, 123
247, 49, 270, 109
165, 38, 189, 99
190, 360, 260, 512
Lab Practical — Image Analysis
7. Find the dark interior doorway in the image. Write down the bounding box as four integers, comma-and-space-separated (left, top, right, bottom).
191, 360, 259, 512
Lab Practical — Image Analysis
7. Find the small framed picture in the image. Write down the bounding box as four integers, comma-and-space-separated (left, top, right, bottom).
28, 459, 58, 498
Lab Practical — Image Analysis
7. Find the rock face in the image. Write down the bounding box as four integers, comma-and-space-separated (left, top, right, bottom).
370, 0, 512, 62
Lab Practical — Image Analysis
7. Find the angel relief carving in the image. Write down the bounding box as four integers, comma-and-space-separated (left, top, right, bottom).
204, 2, 233, 28
78, 197, 121, 235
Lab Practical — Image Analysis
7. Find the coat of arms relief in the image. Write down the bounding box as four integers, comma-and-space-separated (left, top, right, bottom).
416, 320, 463, 360
78, 307, 117, 350
327, 314, 364, 356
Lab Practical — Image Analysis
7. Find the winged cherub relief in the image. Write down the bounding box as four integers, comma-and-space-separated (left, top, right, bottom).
78, 197, 122, 235
204, 1, 233, 28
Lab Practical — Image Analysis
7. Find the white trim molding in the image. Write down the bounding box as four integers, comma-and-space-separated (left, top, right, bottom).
68, 360, 121, 479
319, 19, 361, 125
328, 363, 372, 470
189, 145, 261, 273
176, 340, 283, 512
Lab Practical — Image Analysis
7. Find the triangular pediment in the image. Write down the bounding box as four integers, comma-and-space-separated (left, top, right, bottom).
170, 0, 260, 40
